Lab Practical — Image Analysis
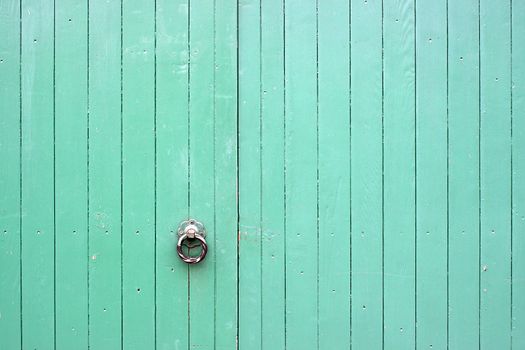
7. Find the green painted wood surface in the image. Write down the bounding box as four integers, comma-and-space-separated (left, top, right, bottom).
155, 1, 189, 348
480, 1, 512, 348
1, 0, 237, 349
415, 0, 447, 348
383, 0, 416, 347
55, 1, 89, 348
512, 1, 525, 349
284, 1, 319, 347
0, 1, 21, 348
1, 0, 524, 349
121, 0, 156, 347
20, 0, 55, 348
350, 0, 383, 347
88, 0, 122, 347
350, 1, 384, 349
448, 0, 480, 348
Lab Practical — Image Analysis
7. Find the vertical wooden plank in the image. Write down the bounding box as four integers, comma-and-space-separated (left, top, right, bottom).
122, 0, 156, 347
317, 0, 351, 348
214, 1, 238, 347
188, 0, 215, 348
20, 0, 55, 348
512, 0, 525, 347
447, 0, 480, 348
155, 0, 189, 349
415, 0, 447, 348
383, 0, 416, 348
480, 0, 512, 348
87, 0, 123, 347
0, 0, 21, 348
284, 0, 318, 348
238, 0, 262, 348
54, 0, 88, 348
260, 0, 286, 348
350, 0, 383, 347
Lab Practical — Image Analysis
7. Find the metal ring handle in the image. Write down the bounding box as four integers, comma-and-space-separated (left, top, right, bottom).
176, 233, 208, 264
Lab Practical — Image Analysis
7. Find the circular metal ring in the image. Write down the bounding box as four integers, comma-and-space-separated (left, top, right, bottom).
176, 233, 208, 264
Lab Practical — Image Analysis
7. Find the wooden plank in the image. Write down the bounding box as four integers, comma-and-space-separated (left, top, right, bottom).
350, 0, 383, 347
87, 0, 123, 347
383, 0, 416, 348
238, 0, 262, 348
214, 1, 238, 346
415, 0, 447, 348
512, 0, 525, 347
188, 0, 215, 348
447, 0, 480, 348
154, 0, 189, 348
284, 0, 318, 348
122, 0, 156, 347
317, 0, 351, 348
480, 0, 512, 348
260, 0, 286, 348
20, 0, 55, 348
0, 0, 21, 348
54, 0, 88, 347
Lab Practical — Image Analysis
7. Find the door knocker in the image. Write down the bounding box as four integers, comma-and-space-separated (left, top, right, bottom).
177, 219, 208, 264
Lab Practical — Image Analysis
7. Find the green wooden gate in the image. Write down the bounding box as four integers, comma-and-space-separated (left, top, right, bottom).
1, 0, 524, 349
